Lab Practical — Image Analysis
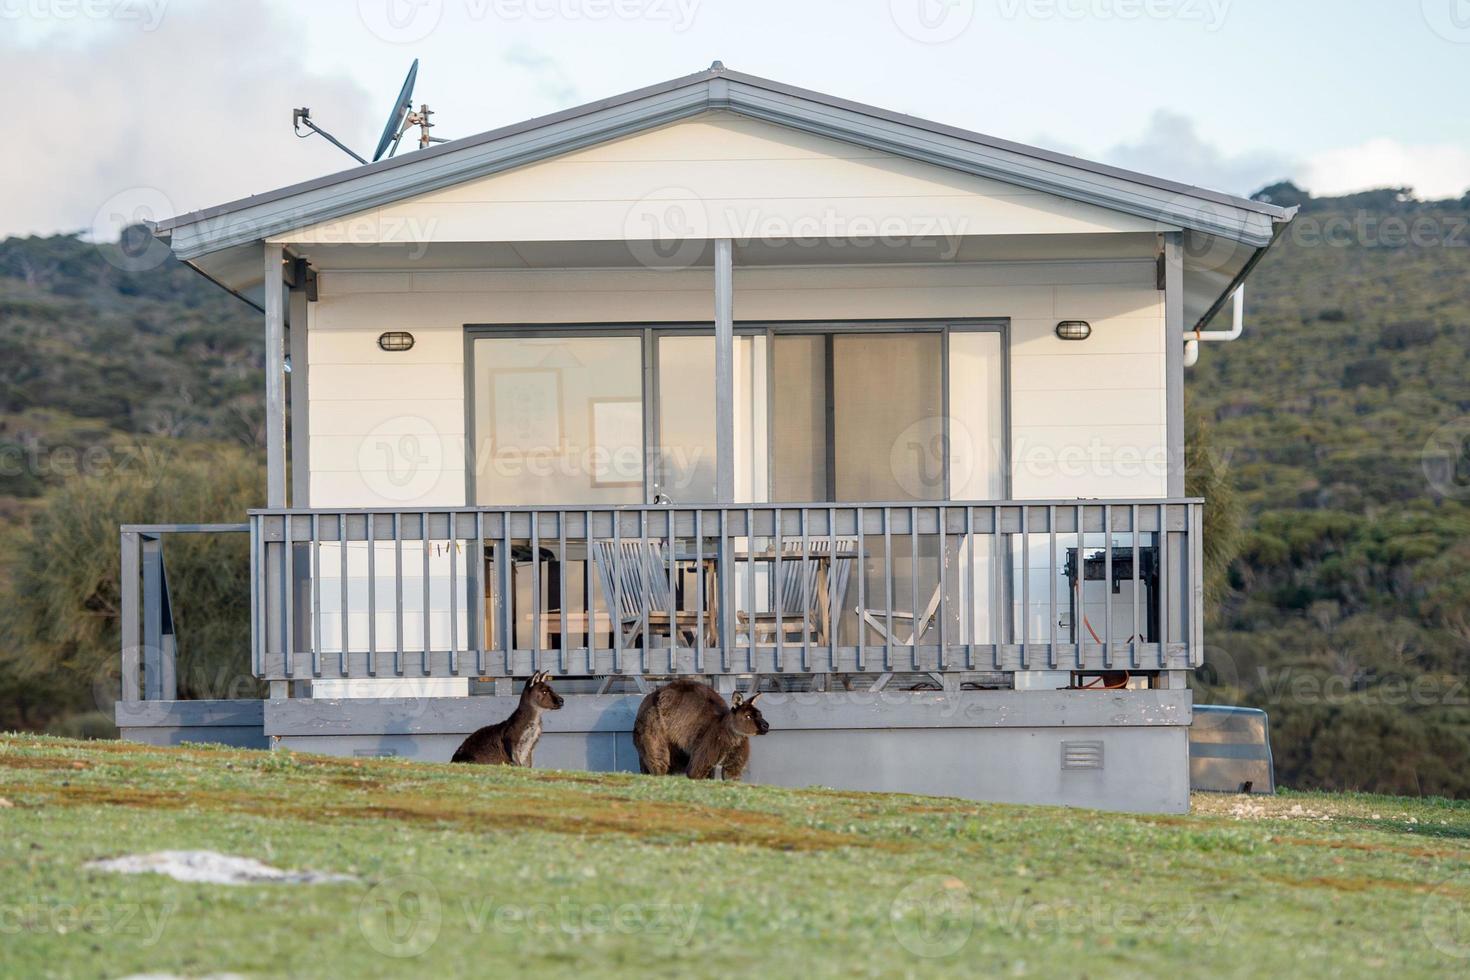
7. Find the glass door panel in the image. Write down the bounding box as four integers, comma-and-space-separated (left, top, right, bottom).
472, 334, 644, 506
656, 334, 768, 504
833, 332, 943, 501
772, 332, 944, 502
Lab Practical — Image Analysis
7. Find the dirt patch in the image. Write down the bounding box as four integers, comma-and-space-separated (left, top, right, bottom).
899, 803, 981, 815
530, 771, 621, 786
1264, 873, 1442, 895
13, 779, 893, 852
0, 755, 93, 771
1268, 835, 1464, 861
325, 776, 386, 792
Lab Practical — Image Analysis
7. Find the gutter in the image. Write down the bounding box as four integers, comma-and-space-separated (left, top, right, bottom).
1183, 285, 1243, 367
1182, 205, 1297, 367
149, 223, 267, 313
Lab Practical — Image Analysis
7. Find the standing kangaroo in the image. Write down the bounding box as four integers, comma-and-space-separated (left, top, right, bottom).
450, 671, 564, 766
632, 679, 770, 780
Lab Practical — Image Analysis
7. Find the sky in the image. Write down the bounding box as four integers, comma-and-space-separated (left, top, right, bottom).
4, 0, 1468, 239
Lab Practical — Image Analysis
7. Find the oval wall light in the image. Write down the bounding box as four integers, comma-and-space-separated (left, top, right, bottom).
1055, 320, 1092, 341
378, 331, 416, 352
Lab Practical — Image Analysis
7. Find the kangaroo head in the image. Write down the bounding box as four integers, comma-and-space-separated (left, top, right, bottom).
522, 670, 565, 710
728, 691, 769, 737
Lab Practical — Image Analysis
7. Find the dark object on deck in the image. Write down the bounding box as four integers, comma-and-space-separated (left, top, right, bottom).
1190, 705, 1275, 794
451, 671, 564, 766
633, 680, 769, 780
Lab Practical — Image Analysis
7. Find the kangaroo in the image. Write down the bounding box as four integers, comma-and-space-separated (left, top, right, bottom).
450, 671, 564, 766
632, 679, 770, 780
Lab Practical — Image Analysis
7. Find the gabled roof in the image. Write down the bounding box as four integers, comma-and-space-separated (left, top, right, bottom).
156, 62, 1293, 260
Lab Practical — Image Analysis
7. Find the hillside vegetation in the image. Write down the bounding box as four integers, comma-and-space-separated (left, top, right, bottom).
1188, 186, 1470, 797
0, 188, 1467, 794
2, 735, 1468, 978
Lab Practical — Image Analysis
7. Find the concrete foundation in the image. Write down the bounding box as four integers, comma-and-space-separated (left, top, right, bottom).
120, 689, 1192, 813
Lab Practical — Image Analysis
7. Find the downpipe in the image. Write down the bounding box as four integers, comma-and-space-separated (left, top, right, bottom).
1183, 284, 1244, 367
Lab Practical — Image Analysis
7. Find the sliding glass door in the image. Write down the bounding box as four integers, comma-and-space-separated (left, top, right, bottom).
468, 322, 1007, 650
471, 323, 1006, 507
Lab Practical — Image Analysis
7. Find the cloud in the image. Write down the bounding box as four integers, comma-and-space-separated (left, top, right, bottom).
1, 0, 373, 239
503, 43, 580, 107
1299, 139, 1470, 200
1062, 110, 1470, 202
1099, 109, 1294, 197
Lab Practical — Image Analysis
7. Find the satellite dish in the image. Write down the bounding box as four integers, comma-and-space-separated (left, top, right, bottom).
292, 58, 445, 166
372, 59, 419, 163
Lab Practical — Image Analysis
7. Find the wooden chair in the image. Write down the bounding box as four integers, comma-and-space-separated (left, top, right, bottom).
858, 582, 945, 646
737, 539, 855, 645
854, 539, 962, 646
592, 540, 707, 648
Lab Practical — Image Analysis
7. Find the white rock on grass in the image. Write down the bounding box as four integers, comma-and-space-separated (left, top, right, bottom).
86, 851, 355, 886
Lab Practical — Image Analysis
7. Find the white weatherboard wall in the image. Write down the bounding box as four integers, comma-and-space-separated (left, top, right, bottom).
276, 112, 1166, 247
305, 258, 1166, 508
304, 259, 1165, 697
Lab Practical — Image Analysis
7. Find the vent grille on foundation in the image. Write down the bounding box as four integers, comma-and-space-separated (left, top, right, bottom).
1061, 740, 1105, 771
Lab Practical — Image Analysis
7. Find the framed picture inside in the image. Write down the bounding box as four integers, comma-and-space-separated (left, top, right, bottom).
589, 397, 643, 488
489, 368, 564, 454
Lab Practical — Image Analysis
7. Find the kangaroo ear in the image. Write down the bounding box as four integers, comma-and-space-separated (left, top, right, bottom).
730, 692, 744, 707
747, 692, 762, 704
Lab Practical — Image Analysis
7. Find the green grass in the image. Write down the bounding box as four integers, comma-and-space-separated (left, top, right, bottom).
2, 735, 1468, 978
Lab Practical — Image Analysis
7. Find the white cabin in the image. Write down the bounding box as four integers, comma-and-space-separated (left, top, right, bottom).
119, 64, 1294, 813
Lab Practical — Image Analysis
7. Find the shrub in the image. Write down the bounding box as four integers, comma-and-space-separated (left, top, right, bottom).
0, 445, 264, 731
1378, 320, 1439, 350
1343, 357, 1393, 389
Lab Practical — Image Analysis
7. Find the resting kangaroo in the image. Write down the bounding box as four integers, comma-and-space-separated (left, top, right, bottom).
450, 671, 564, 766
632, 679, 770, 780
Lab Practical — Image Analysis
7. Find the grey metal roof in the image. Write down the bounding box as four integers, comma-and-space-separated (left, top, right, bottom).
156, 63, 1293, 259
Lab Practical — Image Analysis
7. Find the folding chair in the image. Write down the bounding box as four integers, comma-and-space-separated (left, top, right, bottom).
738, 539, 855, 645
592, 540, 704, 648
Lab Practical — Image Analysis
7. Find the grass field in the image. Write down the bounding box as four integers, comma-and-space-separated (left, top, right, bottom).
1, 735, 1468, 978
